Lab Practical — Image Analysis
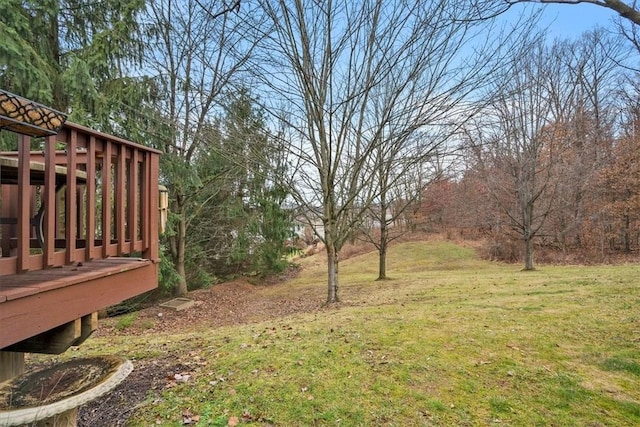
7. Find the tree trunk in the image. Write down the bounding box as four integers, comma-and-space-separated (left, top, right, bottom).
522, 198, 535, 270
624, 214, 631, 253
170, 200, 188, 297
524, 234, 535, 270
377, 246, 387, 281
377, 220, 388, 280
326, 245, 339, 303
176, 212, 188, 296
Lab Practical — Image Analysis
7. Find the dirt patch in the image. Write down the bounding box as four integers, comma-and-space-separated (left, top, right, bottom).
79, 359, 182, 426
96, 277, 326, 338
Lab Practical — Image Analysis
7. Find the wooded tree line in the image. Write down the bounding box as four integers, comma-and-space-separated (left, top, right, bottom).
2, 0, 640, 301
411, 28, 640, 267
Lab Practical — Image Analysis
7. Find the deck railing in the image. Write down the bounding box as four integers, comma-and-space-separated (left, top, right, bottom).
0, 122, 161, 276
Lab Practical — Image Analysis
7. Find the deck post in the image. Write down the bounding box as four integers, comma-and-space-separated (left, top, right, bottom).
0, 351, 24, 382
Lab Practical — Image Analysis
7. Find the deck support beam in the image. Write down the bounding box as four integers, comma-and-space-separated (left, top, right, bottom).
5, 318, 82, 354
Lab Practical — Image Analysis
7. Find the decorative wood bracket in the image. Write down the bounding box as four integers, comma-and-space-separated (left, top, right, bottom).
0, 90, 67, 137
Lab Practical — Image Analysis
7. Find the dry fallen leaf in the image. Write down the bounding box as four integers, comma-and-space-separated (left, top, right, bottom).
228, 416, 240, 426
182, 409, 200, 424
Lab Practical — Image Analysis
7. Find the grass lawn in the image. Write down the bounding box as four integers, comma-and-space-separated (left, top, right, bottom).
72, 241, 640, 426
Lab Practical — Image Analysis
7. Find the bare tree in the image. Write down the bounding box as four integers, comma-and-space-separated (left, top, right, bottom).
597, 77, 640, 253
465, 39, 568, 270
363, 131, 448, 281
256, 0, 535, 302
145, 0, 263, 295
546, 30, 623, 250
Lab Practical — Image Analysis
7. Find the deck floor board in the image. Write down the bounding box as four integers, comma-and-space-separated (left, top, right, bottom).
0, 258, 151, 302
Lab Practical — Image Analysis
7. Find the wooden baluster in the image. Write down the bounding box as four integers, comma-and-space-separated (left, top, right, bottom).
146, 152, 159, 262
116, 144, 126, 255
128, 149, 139, 251
1, 185, 16, 258
44, 136, 56, 267
101, 141, 112, 258
65, 130, 77, 264
141, 153, 150, 255
17, 136, 30, 272
86, 137, 96, 260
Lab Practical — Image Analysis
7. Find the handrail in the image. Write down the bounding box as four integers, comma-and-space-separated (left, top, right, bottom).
0, 122, 160, 276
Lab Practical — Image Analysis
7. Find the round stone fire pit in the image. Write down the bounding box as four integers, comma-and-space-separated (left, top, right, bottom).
0, 356, 132, 426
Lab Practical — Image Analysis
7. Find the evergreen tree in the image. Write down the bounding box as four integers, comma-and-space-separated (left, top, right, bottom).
0, 0, 145, 126
188, 90, 294, 281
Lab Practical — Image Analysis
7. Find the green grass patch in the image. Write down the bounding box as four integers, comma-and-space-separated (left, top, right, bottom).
55, 241, 640, 426
602, 357, 640, 376
114, 312, 138, 330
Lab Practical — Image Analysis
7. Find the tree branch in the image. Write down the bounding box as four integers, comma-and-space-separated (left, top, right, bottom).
506, 0, 640, 26
194, 0, 241, 20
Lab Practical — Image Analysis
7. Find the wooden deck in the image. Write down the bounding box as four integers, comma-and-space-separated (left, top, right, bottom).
0, 257, 158, 350
0, 117, 161, 356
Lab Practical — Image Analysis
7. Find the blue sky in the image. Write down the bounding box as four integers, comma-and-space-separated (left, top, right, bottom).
500, 2, 620, 40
